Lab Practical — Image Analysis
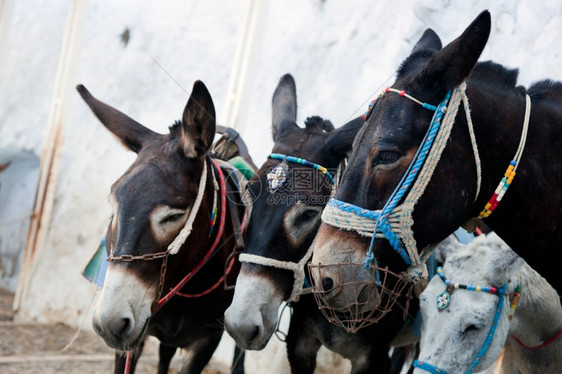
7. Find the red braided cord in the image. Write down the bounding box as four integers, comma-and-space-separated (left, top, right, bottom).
176, 255, 236, 298
124, 351, 133, 374
510, 329, 562, 350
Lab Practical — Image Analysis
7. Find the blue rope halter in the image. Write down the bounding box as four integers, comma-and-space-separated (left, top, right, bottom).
329, 88, 452, 270
413, 267, 508, 374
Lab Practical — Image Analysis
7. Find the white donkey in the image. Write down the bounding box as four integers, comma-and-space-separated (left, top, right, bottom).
414, 233, 562, 374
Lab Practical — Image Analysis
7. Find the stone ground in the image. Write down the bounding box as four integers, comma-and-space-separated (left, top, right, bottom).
0, 287, 226, 374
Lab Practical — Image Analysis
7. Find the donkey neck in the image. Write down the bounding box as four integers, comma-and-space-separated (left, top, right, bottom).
509, 263, 562, 347
466, 81, 562, 291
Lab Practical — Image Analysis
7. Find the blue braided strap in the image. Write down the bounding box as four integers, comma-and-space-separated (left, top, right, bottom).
466, 284, 507, 374
363, 90, 452, 269
327, 198, 381, 220
413, 360, 448, 374
322, 199, 382, 238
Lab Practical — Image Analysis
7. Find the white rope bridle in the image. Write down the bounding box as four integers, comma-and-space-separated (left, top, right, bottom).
239, 244, 314, 303
168, 159, 218, 255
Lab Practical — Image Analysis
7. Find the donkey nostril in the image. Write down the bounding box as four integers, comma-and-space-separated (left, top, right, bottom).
321, 277, 334, 291
248, 325, 260, 343
115, 317, 132, 339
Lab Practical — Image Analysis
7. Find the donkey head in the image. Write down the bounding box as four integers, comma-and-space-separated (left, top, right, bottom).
416, 233, 522, 373
311, 11, 492, 312
224, 74, 362, 350
78, 81, 216, 351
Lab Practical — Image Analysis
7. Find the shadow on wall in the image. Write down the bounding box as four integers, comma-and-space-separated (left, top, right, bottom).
0, 150, 39, 292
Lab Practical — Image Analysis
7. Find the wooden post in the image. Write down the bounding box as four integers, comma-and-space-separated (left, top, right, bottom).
14, 0, 89, 311
221, 0, 269, 130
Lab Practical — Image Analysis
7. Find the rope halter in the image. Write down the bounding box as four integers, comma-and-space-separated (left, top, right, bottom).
414, 266, 518, 374
239, 153, 335, 303
323, 82, 481, 287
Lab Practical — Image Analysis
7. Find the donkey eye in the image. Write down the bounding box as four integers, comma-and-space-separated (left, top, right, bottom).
462, 324, 480, 334
374, 151, 400, 165
160, 213, 185, 225
303, 209, 319, 218
301, 209, 319, 220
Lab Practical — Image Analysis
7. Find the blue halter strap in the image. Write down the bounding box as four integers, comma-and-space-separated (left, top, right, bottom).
413, 267, 507, 374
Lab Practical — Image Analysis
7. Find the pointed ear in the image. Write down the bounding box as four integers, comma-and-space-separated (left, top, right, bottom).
272, 73, 298, 140
411, 28, 442, 54
180, 81, 216, 158
414, 10, 491, 94
323, 116, 363, 160
77, 84, 159, 153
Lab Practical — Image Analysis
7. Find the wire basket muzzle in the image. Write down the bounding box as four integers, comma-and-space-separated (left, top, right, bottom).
307, 262, 413, 333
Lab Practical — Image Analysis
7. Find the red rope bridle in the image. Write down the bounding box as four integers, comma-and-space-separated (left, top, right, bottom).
511, 329, 562, 350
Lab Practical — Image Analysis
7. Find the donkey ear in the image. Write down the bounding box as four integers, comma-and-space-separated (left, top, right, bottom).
411, 28, 442, 54
180, 81, 216, 158
77, 84, 159, 153
414, 10, 491, 93
324, 116, 363, 160
272, 73, 298, 140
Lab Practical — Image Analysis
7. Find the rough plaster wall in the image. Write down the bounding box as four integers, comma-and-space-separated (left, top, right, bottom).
1, 0, 562, 372
0, 151, 39, 291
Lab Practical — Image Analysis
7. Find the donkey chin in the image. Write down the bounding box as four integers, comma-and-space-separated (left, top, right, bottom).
224, 271, 285, 351
92, 266, 155, 351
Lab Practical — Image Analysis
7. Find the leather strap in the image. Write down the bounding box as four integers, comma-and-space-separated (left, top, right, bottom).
215, 125, 258, 171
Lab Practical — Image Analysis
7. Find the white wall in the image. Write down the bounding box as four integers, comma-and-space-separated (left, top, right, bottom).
1, 0, 561, 371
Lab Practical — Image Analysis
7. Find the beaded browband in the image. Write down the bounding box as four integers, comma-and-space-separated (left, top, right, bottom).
362, 87, 438, 120
268, 153, 335, 186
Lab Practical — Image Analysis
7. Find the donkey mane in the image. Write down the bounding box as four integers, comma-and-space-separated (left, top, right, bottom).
273, 116, 335, 156
528, 79, 562, 102
470, 60, 519, 88
304, 115, 335, 133
169, 120, 183, 137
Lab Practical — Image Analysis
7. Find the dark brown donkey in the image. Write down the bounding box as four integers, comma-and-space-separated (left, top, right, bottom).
224, 74, 413, 374
77, 81, 246, 374
311, 10, 562, 323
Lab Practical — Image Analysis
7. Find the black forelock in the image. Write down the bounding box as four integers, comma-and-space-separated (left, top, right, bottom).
169, 120, 182, 137
396, 50, 437, 78
304, 116, 335, 132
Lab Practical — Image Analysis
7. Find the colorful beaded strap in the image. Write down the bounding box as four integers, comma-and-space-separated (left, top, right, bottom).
268, 153, 335, 186
478, 95, 531, 218
436, 266, 500, 301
